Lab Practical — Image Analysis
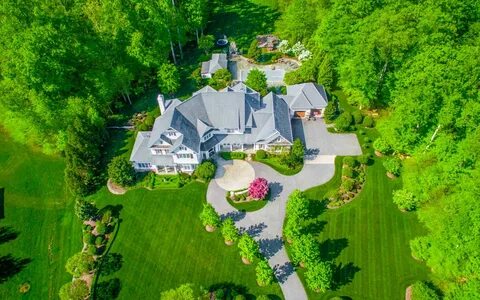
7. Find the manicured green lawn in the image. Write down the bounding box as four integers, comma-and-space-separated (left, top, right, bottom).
89, 184, 283, 299
0, 130, 81, 299
288, 120, 431, 298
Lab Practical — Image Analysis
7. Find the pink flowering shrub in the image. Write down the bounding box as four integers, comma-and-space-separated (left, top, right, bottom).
248, 178, 269, 200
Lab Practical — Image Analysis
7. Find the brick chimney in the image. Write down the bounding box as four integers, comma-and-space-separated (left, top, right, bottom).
157, 94, 165, 115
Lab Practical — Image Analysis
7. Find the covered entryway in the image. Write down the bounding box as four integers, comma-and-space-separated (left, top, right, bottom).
293, 111, 306, 118
311, 109, 323, 117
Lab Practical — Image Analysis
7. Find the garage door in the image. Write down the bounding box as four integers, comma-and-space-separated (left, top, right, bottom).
294, 111, 306, 118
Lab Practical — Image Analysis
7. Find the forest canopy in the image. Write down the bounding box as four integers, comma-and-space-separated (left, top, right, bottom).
275, 0, 480, 297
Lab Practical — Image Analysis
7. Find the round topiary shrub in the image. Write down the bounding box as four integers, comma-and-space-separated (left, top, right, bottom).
335, 112, 353, 131
256, 149, 267, 160
248, 178, 269, 200
83, 232, 96, 245
95, 236, 105, 246
195, 160, 216, 181
383, 157, 401, 177
373, 138, 391, 155
363, 115, 374, 128
95, 221, 107, 235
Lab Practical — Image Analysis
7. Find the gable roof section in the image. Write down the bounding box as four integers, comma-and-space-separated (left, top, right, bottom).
286, 83, 328, 110
201, 53, 227, 74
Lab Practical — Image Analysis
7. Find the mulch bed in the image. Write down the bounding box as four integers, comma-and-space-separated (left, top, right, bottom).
107, 179, 126, 195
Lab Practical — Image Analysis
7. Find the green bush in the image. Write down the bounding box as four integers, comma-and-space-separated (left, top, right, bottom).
352, 111, 363, 124
411, 281, 440, 300
363, 115, 374, 127
247, 39, 261, 60
83, 232, 96, 245
108, 156, 136, 187
144, 114, 155, 128
220, 152, 246, 160
342, 166, 353, 178
87, 244, 97, 255
96, 221, 107, 235
95, 235, 105, 246
256, 149, 267, 159
383, 157, 401, 176
208, 68, 232, 90
373, 138, 391, 154
343, 157, 357, 167
341, 178, 355, 192
357, 154, 370, 165
324, 100, 338, 122
195, 160, 216, 181
358, 129, 365, 135
335, 112, 353, 131
393, 189, 417, 211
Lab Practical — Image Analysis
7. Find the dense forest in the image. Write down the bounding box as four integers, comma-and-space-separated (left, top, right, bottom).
274, 0, 479, 298
0, 0, 208, 195
1, 0, 479, 298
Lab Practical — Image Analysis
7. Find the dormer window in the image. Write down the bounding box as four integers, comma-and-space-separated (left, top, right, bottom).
167, 131, 176, 137
226, 129, 235, 133
179, 146, 187, 151
203, 132, 213, 141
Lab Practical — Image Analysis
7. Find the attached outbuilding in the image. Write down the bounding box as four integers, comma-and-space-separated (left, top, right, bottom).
281, 83, 328, 119
201, 53, 228, 78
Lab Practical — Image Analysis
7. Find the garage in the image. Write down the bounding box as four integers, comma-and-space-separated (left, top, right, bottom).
293, 111, 306, 118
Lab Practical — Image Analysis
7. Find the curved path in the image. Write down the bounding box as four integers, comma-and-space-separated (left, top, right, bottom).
207, 119, 362, 299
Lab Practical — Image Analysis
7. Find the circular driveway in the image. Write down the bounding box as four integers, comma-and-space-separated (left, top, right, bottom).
214, 159, 255, 191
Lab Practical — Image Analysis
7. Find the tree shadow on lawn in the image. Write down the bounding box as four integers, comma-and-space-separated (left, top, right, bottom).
0, 187, 4, 219
0, 254, 31, 284
208, 0, 280, 50
331, 262, 361, 291
319, 238, 349, 262
301, 220, 327, 236
307, 199, 328, 219
0, 226, 18, 245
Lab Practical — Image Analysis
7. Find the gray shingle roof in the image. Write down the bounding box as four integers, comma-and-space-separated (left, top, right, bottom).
201, 53, 227, 74
131, 83, 296, 163
284, 82, 328, 110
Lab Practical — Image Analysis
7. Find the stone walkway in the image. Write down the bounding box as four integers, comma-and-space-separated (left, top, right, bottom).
206, 120, 362, 299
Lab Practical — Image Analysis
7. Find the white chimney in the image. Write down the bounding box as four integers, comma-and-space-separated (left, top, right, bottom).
157, 94, 165, 115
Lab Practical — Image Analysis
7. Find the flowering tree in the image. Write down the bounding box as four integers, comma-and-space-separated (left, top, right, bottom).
248, 178, 269, 200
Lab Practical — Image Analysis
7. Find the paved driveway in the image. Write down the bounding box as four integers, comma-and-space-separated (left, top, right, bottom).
292, 119, 362, 164
207, 119, 361, 300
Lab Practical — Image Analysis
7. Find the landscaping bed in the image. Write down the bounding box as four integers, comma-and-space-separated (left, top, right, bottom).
253, 154, 302, 176
137, 172, 193, 190
219, 151, 246, 160
225, 188, 269, 212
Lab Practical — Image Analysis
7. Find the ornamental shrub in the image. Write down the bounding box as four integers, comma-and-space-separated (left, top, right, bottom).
195, 160, 216, 181
357, 154, 370, 165
335, 112, 353, 131
363, 115, 374, 127
373, 138, 391, 154
352, 111, 363, 124
343, 157, 357, 168
383, 157, 401, 176
342, 166, 353, 178
411, 281, 440, 300
199, 203, 221, 228
341, 178, 355, 192
393, 189, 417, 211
248, 178, 269, 200
95, 221, 107, 235
108, 156, 135, 187
87, 244, 97, 255
65, 252, 95, 277
256, 149, 267, 159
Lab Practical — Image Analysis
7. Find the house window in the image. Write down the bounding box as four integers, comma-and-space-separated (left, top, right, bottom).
203, 132, 213, 141
138, 163, 151, 168
153, 149, 168, 155
167, 131, 176, 137
179, 146, 187, 151
226, 129, 235, 133
176, 153, 193, 159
